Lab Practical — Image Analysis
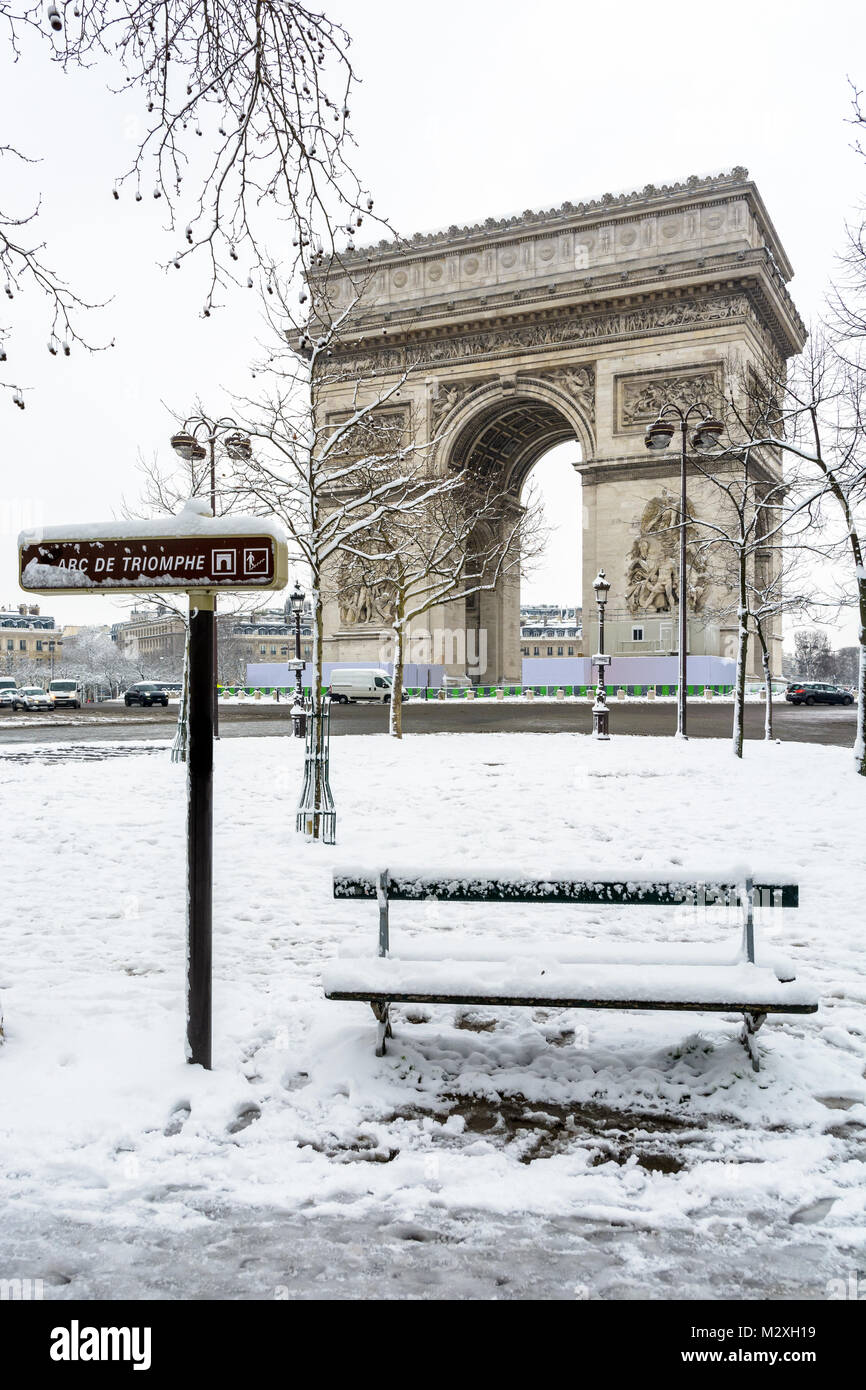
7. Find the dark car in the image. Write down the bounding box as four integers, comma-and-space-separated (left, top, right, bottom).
124, 682, 169, 708
785, 682, 854, 707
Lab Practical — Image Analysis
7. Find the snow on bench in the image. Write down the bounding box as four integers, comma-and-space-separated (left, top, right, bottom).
338, 935, 800, 979
324, 867, 818, 1070
323, 959, 817, 1011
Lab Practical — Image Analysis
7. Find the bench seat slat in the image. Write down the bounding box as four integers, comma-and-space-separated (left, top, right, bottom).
323, 959, 818, 1013
333, 871, 799, 908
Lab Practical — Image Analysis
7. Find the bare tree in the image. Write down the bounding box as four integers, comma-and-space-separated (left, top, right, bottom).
685, 356, 821, 759
2, 2, 385, 396
61, 625, 139, 693
834, 645, 861, 686
224, 291, 456, 834
747, 552, 811, 741
686, 336, 865, 767
216, 627, 252, 686
0, 143, 108, 405
340, 474, 547, 737
793, 627, 835, 681
688, 453, 786, 758
757, 338, 866, 774
831, 80, 866, 350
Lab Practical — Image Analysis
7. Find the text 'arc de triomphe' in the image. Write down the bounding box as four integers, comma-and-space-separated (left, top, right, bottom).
316, 169, 805, 682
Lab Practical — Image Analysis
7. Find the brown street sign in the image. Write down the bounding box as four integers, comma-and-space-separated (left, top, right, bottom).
19, 533, 288, 593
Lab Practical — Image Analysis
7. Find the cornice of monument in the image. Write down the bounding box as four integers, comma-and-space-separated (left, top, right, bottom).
367, 254, 800, 352
338, 168, 795, 282
328, 264, 803, 362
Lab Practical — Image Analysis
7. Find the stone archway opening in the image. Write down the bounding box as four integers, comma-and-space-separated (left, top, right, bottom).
518, 442, 583, 676
448, 391, 585, 684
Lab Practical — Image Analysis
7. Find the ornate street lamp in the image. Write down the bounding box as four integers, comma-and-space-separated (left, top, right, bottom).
644, 405, 723, 737
592, 568, 611, 741
286, 580, 307, 736
171, 414, 254, 737
223, 431, 253, 462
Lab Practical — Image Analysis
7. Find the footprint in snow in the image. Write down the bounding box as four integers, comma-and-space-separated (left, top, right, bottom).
789, 1197, 836, 1225
163, 1101, 191, 1137
227, 1103, 261, 1135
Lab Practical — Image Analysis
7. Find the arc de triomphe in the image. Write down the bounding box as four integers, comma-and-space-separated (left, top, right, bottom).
316, 169, 805, 682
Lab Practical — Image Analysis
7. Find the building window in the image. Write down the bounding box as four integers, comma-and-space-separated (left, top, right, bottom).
260, 645, 266, 655
36, 640, 43, 651
270, 645, 277, 655
6, 640, 12, 651
568, 646, 574, 656
632, 626, 644, 642
280, 646, 288, 655
533, 646, 539, 656
546, 646, 553, 656
19, 640, 26, 651
557, 646, 563, 656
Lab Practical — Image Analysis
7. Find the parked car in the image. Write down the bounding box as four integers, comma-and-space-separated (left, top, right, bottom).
0, 688, 16, 708
785, 682, 854, 706
12, 686, 52, 711
124, 682, 169, 708
48, 678, 82, 709
0, 677, 17, 695
329, 669, 403, 704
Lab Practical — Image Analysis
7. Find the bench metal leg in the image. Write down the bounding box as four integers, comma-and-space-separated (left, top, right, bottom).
740, 1011, 766, 1073
371, 1001, 392, 1056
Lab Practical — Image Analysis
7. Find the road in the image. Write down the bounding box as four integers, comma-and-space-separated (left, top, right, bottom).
0, 698, 857, 746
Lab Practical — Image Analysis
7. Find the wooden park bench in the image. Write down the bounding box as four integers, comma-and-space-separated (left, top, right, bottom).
323, 868, 818, 1071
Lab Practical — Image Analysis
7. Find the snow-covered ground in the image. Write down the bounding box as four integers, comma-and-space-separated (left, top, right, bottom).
0, 733, 864, 1300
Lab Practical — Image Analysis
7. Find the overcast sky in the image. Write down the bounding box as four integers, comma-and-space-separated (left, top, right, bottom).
2, 0, 864, 642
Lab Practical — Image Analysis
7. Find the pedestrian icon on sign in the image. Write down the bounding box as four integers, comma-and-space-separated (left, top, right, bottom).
244, 547, 269, 576
212, 548, 236, 575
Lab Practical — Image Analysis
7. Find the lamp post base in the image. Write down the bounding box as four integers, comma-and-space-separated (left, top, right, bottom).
592, 695, 610, 740
291, 694, 307, 738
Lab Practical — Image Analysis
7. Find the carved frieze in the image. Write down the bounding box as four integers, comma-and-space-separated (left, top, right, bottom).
625, 491, 710, 615
531, 365, 595, 422
336, 554, 396, 628
431, 380, 479, 427
616, 365, 723, 433
334, 293, 750, 378
430, 363, 596, 428
323, 407, 407, 459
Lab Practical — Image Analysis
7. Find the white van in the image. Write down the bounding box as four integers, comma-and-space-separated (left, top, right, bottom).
329, 669, 400, 704
48, 678, 83, 709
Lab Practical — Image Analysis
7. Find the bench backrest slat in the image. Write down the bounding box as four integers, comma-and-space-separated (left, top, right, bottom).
333, 872, 798, 909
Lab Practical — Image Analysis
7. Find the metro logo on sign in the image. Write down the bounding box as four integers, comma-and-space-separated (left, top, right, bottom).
18, 501, 288, 595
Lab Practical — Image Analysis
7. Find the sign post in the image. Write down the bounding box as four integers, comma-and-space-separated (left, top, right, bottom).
187, 590, 215, 1068
19, 503, 288, 1070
